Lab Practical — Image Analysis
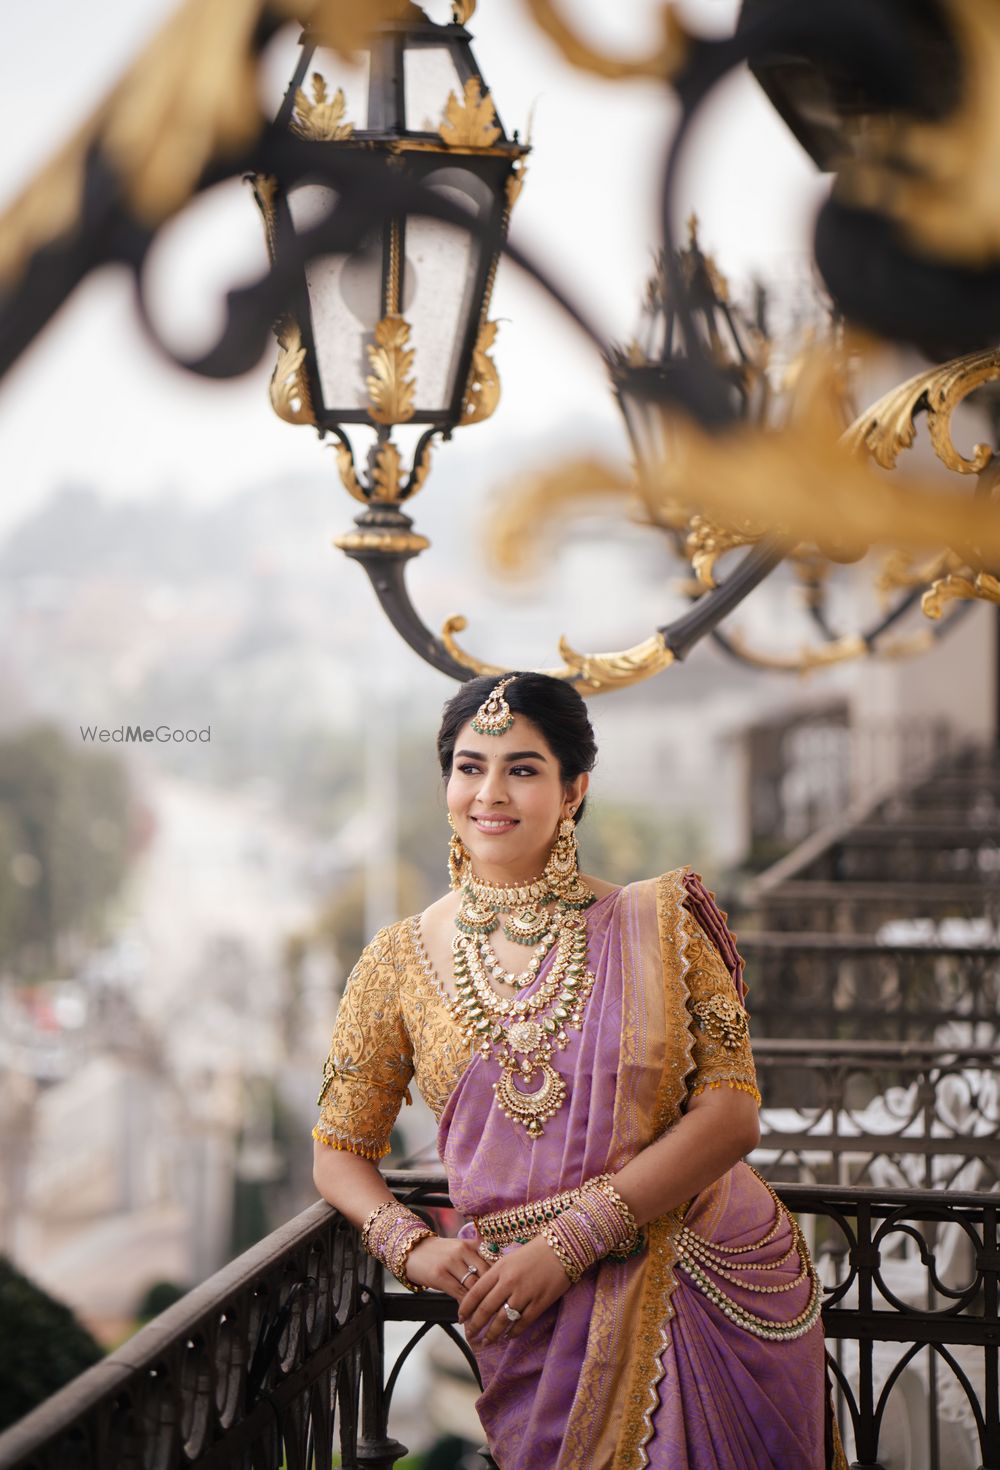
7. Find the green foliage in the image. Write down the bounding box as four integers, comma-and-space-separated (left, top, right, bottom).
135, 1280, 187, 1323
0, 724, 132, 975
0, 1256, 103, 1432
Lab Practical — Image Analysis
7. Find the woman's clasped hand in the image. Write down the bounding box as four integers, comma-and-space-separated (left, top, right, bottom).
456, 1235, 575, 1344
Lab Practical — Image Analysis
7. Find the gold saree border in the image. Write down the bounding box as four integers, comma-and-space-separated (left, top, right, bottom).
609, 867, 700, 1470
558, 878, 665, 1467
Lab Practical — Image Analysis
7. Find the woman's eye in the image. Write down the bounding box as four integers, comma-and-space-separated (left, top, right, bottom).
511, 766, 538, 777
457, 763, 481, 775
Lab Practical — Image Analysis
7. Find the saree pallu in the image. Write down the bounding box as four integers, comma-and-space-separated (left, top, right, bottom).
438, 870, 832, 1470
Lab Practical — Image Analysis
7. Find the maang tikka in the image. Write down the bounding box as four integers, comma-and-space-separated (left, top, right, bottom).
471, 675, 516, 736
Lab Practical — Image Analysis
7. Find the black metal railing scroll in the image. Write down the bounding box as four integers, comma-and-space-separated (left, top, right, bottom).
1, 1174, 997, 1470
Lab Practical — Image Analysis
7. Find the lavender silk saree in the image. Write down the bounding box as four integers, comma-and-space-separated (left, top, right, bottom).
438, 871, 832, 1470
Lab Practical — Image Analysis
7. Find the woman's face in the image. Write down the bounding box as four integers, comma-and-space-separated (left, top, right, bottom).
446, 713, 588, 882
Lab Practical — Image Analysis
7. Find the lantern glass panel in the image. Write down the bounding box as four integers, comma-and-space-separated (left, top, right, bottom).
404, 167, 493, 411
288, 183, 384, 411
403, 46, 464, 132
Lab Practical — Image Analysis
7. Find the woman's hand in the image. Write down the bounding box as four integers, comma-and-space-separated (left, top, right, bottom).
402, 1235, 495, 1300
458, 1235, 573, 1345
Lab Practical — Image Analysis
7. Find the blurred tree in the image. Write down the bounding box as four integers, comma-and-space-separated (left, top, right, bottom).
0, 724, 133, 975
0, 1256, 103, 1431
135, 1279, 186, 1323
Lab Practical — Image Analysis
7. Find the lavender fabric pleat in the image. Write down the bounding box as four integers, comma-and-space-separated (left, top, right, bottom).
437, 880, 827, 1470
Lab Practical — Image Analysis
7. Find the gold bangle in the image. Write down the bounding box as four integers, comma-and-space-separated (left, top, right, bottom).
542, 1225, 583, 1285
394, 1227, 435, 1293
360, 1201, 395, 1255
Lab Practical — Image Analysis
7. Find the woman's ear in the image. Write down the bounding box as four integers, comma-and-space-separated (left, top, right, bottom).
566, 772, 590, 813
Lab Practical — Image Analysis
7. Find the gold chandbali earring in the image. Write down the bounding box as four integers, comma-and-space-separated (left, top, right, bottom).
449, 803, 599, 1139
470, 675, 516, 736
543, 814, 593, 908
447, 812, 470, 892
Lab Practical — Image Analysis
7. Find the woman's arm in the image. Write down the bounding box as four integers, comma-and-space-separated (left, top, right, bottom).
611, 1086, 760, 1226
313, 1142, 493, 1300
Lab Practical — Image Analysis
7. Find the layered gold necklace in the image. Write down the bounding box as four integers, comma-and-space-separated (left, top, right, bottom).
450, 819, 597, 1138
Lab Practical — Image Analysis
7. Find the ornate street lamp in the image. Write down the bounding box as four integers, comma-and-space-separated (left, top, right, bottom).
251, 1, 528, 676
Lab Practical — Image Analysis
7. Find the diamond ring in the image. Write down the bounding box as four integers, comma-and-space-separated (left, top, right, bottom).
460, 1266, 480, 1285
503, 1302, 522, 1322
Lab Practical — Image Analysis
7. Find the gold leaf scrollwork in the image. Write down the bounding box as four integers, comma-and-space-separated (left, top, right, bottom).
720, 630, 869, 676
841, 347, 1000, 475
686, 514, 765, 590
269, 319, 315, 425
439, 78, 501, 148
875, 548, 959, 603
461, 320, 501, 425
290, 73, 354, 141
366, 314, 416, 424
556, 632, 675, 692
372, 442, 404, 502
333, 440, 367, 504
440, 616, 674, 694
922, 571, 1000, 620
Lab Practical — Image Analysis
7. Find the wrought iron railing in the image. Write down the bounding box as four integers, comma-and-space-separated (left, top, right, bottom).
747, 880, 1000, 934
2, 1173, 997, 1470
752, 1040, 1000, 1190
786, 823, 1000, 885
740, 937, 1000, 1044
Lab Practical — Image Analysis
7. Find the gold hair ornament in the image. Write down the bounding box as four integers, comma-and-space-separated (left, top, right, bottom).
471, 675, 516, 735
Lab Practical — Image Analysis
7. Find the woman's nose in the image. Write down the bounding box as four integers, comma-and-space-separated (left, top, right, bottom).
477, 767, 508, 803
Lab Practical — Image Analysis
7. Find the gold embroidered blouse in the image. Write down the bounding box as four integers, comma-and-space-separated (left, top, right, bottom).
313, 880, 759, 1162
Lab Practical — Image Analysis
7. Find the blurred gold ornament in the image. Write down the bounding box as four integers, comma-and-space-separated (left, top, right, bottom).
0, 0, 421, 287
922, 570, 1000, 619
522, 0, 688, 81
837, 0, 1000, 267
720, 630, 868, 676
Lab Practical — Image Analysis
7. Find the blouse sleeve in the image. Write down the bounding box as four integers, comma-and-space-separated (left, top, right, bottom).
313, 925, 415, 1162
682, 877, 761, 1108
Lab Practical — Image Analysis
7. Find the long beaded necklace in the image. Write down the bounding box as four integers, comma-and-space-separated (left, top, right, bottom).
449, 819, 597, 1138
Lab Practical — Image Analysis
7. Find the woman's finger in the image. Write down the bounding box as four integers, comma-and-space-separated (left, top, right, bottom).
482, 1294, 529, 1345
453, 1259, 485, 1295
463, 1279, 512, 1340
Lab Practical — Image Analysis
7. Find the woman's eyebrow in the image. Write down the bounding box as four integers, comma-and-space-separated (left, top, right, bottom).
455, 749, 548, 761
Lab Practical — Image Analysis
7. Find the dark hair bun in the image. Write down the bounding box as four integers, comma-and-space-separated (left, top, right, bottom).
437, 673, 597, 822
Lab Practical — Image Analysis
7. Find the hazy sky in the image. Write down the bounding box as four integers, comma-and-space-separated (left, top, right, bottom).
0, 0, 825, 542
